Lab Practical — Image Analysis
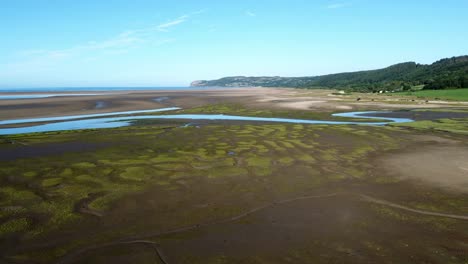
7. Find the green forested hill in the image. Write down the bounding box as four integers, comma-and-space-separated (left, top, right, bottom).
191, 56, 468, 92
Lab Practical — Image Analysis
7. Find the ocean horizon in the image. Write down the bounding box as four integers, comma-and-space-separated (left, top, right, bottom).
0, 86, 241, 93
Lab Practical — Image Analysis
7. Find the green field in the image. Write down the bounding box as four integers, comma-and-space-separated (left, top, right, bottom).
398, 88, 468, 101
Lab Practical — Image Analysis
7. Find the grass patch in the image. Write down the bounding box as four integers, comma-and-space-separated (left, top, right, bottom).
23, 171, 37, 178
246, 156, 271, 167
41, 177, 63, 187
391, 118, 468, 134
119, 167, 151, 181
72, 162, 96, 169
206, 166, 247, 178
278, 156, 295, 166
397, 88, 468, 101
0, 218, 30, 236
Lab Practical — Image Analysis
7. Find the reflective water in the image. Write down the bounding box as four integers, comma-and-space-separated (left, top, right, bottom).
153, 97, 170, 103
0, 109, 413, 135
94, 101, 107, 109
0, 94, 103, 100
0, 107, 182, 126
0, 86, 244, 93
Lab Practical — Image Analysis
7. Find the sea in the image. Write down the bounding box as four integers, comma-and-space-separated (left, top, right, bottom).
0, 87, 229, 93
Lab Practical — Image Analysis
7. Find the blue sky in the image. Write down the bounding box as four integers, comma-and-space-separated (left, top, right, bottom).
1, 0, 467, 88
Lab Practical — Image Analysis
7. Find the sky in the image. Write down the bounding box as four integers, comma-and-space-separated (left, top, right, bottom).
1, 0, 468, 88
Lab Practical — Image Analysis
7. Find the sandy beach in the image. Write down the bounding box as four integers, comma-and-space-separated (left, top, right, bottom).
2, 88, 467, 120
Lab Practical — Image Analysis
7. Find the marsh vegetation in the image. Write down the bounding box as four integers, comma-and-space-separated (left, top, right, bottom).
1, 102, 467, 263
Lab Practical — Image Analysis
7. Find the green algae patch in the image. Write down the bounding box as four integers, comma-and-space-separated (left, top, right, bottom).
318, 150, 338, 161
206, 166, 247, 179
251, 166, 273, 177
344, 168, 365, 178
0, 218, 30, 236
23, 171, 37, 178
278, 156, 295, 166
263, 140, 286, 151
156, 180, 171, 186
280, 141, 295, 148
0, 187, 41, 204
119, 167, 154, 181
169, 172, 189, 180
287, 139, 315, 149
99, 159, 146, 166
246, 156, 271, 167
297, 154, 317, 163
154, 162, 187, 171
41, 177, 63, 187
31, 202, 81, 233
350, 146, 375, 157
370, 204, 458, 231
59, 168, 73, 177
87, 196, 114, 211
88, 186, 141, 211
6, 110, 468, 263
150, 155, 183, 163
72, 162, 96, 169
391, 118, 468, 135
246, 155, 274, 176
75, 174, 102, 186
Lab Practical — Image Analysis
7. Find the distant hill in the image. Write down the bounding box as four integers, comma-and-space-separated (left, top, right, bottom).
191, 55, 468, 92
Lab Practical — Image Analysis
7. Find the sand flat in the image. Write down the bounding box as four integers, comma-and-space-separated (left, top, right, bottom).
380, 145, 468, 192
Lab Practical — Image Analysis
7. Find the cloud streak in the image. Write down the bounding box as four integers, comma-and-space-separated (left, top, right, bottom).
245, 10, 256, 17
156, 15, 188, 32
12, 13, 197, 67
326, 3, 349, 9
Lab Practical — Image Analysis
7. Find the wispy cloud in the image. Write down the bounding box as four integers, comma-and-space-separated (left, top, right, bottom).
208, 25, 217, 33
245, 10, 256, 17
156, 15, 188, 32
326, 3, 349, 9
15, 33, 143, 65
191, 9, 207, 15
11, 12, 199, 68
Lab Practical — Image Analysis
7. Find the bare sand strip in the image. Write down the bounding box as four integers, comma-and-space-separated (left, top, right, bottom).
2, 88, 467, 120
380, 145, 468, 193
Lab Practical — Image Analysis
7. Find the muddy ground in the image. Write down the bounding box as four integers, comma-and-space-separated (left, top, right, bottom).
2, 88, 468, 120
0, 89, 467, 264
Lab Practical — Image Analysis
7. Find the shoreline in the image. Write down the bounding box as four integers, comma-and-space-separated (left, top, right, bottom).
1, 88, 467, 121
0, 86, 257, 94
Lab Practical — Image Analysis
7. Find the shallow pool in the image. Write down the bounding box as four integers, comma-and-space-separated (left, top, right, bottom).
0, 94, 104, 100
0, 109, 413, 135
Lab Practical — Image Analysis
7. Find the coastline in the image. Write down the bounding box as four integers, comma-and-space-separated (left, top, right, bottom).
1, 87, 467, 121
0, 86, 251, 94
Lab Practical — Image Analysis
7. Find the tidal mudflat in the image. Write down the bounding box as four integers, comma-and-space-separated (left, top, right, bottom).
0, 109, 413, 135
1, 89, 468, 264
